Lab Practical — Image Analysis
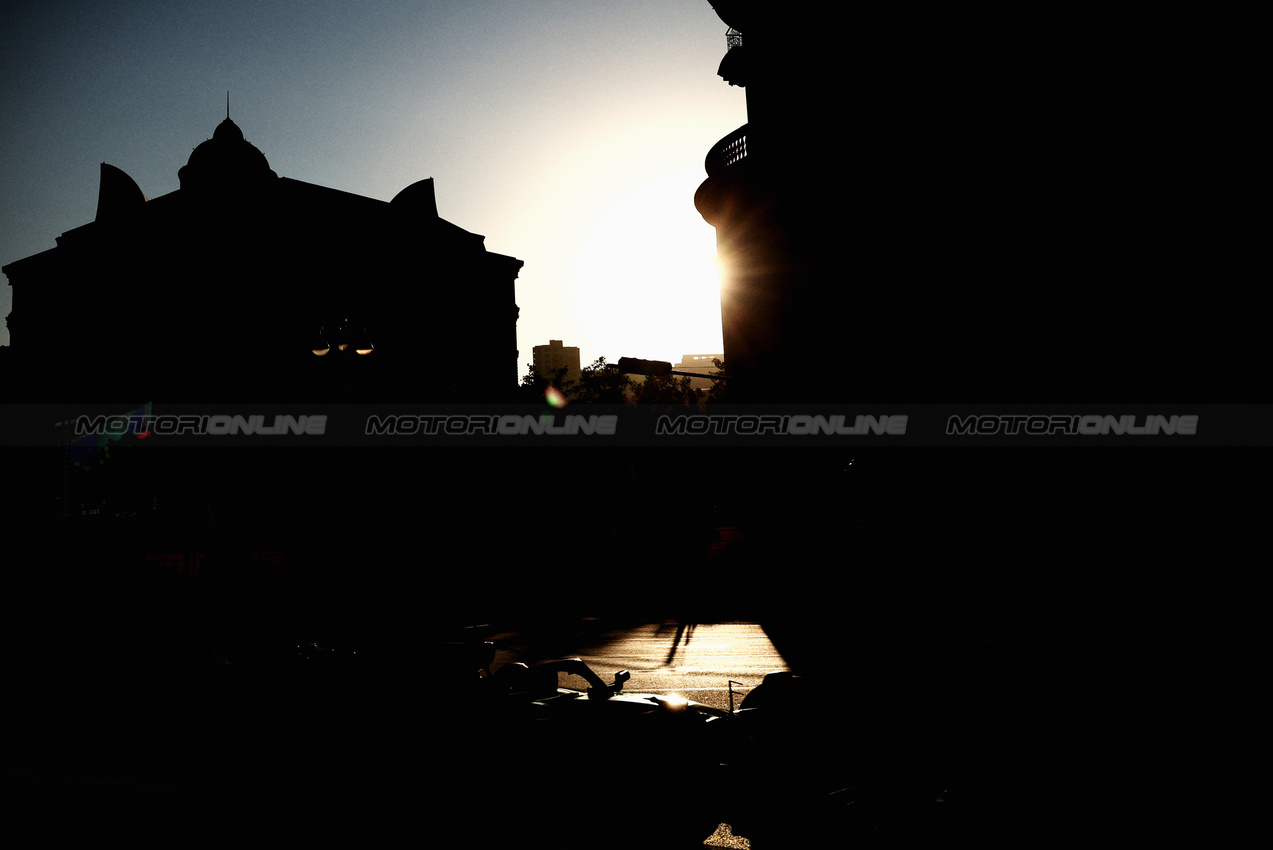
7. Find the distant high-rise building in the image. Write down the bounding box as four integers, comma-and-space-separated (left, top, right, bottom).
532, 339, 581, 389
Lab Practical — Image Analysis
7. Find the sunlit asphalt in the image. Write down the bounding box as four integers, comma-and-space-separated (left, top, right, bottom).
487, 620, 788, 713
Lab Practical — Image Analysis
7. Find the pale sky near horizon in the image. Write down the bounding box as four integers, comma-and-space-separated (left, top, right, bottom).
0, 1, 743, 368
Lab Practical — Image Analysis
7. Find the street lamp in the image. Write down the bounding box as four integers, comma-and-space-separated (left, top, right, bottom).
311, 318, 373, 357
310, 318, 373, 397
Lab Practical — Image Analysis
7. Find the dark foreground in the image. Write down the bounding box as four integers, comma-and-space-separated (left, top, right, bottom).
1, 449, 1254, 845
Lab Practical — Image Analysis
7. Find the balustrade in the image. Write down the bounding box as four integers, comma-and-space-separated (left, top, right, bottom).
704, 124, 748, 177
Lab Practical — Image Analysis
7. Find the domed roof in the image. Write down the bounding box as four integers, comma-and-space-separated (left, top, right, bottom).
212, 117, 245, 142
178, 117, 277, 192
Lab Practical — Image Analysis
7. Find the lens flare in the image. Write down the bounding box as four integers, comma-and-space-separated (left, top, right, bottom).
545, 386, 566, 408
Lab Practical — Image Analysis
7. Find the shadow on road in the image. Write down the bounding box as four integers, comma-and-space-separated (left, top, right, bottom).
657, 620, 699, 665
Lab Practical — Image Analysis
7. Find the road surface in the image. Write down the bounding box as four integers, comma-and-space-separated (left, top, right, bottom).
487, 620, 788, 713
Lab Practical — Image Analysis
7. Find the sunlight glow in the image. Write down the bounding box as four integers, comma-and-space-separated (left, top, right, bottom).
572, 175, 722, 363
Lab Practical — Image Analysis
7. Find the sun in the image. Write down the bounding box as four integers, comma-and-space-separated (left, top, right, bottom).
572, 175, 723, 364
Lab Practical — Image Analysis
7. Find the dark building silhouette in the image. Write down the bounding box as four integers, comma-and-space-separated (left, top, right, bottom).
695, 4, 1259, 401
3, 115, 524, 402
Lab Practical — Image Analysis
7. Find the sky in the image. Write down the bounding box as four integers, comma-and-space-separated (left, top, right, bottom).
0, 1, 744, 367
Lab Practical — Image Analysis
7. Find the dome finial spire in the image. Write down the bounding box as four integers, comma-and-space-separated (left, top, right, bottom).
226, 90, 230, 120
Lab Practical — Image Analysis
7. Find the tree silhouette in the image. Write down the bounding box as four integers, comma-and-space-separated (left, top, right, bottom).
570, 357, 632, 405
629, 372, 701, 405
516, 361, 574, 403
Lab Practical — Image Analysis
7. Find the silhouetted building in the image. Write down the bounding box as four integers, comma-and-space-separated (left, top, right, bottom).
532, 339, 581, 388
0, 345, 12, 400
674, 353, 724, 390
3, 115, 524, 401
695, 4, 1258, 401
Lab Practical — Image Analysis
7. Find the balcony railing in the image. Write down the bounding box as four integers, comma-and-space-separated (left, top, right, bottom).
726, 28, 742, 50
704, 124, 748, 177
